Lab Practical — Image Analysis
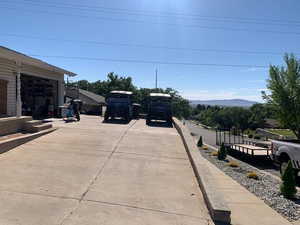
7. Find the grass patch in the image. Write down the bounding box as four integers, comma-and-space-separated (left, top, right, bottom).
268, 129, 296, 138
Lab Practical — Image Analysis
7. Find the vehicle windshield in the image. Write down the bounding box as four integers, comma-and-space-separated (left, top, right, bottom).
108, 94, 131, 103
150, 97, 171, 105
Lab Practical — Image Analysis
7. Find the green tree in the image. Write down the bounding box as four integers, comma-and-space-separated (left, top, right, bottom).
263, 54, 300, 139
249, 104, 267, 129
280, 161, 297, 199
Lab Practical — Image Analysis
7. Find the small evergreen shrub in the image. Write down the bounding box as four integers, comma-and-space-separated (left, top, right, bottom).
280, 161, 297, 199
247, 172, 259, 180
248, 134, 253, 138
197, 136, 203, 147
217, 143, 227, 160
227, 161, 239, 167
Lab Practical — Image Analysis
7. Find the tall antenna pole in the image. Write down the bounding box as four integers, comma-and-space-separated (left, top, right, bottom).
155, 68, 158, 89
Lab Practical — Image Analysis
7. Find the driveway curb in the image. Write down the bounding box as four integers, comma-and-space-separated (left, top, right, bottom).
173, 118, 231, 224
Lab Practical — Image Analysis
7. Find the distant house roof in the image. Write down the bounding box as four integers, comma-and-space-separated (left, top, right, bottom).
0, 46, 77, 76
79, 89, 105, 104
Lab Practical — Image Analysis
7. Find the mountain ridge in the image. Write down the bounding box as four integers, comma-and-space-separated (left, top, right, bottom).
189, 99, 258, 107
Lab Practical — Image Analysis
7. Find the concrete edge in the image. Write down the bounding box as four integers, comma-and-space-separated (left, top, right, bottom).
173, 117, 231, 224
0, 128, 58, 154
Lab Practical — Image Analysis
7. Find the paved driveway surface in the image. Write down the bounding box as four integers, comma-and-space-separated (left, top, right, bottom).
0, 116, 213, 225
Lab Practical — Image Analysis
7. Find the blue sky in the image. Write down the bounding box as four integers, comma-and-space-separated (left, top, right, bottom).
1, 0, 300, 102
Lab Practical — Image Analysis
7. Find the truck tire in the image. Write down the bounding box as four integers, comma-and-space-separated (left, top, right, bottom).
146, 117, 151, 125
104, 112, 109, 121
280, 159, 300, 179
280, 160, 289, 176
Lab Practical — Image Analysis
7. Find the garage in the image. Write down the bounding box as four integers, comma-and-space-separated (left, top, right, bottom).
21, 74, 59, 118
0, 46, 77, 118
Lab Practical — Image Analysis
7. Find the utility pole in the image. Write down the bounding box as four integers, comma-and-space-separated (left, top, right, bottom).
155, 69, 158, 89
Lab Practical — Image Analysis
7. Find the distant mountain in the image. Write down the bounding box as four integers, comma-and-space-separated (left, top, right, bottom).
190, 99, 258, 107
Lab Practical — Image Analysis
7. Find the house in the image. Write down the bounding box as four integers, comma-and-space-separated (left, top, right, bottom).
0, 46, 76, 118
65, 87, 106, 115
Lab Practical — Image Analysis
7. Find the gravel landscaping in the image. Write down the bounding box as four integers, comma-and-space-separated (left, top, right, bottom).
199, 146, 300, 222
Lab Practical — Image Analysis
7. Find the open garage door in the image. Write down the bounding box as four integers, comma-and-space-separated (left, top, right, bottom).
21, 74, 58, 118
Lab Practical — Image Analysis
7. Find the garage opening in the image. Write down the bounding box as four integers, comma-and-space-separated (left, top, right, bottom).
21, 74, 58, 119
0, 79, 7, 116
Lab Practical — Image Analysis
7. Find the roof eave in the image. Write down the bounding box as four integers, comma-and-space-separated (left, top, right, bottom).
0, 46, 77, 76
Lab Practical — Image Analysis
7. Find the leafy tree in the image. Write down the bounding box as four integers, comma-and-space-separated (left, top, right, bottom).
263, 54, 300, 139
280, 161, 297, 199
249, 104, 267, 129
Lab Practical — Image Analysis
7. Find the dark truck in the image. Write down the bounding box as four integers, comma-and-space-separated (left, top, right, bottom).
146, 93, 172, 125
104, 91, 133, 122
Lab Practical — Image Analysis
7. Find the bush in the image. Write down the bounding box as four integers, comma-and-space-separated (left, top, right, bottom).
197, 136, 203, 147
211, 151, 218, 156
247, 172, 259, 180
248, 134, 253, 138
280, 161, 297, 199
217, 143, 227, 160
254, 135, 261, 140
227, 161, 239, 167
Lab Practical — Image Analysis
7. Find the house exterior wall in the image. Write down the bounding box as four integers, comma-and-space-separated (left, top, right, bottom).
0, 57, 65, 116
0, 58, 17, 116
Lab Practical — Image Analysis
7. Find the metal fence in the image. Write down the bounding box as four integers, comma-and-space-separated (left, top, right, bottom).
216, 128, 245, 146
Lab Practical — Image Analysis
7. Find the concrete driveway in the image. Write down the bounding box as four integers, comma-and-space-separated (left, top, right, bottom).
0, 115, 213, 225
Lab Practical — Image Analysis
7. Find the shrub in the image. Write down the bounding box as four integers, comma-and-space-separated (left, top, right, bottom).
227, 161, 239, 167
247, 172, 259, 180
254, 135, 261, 140
197, 136, 203, 147
202, 146, 208, 150
211, 151, 218, 156
217, 143, 227, 160
248, 134, 253, 138
280, 161, 297, 199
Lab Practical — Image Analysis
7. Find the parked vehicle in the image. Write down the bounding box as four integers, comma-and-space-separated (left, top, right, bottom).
146, 93, 172, 125
104, 91, 133, 122
271, 139, 300, 176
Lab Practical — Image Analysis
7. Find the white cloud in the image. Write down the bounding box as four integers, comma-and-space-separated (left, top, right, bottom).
241, 67, 268, 72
